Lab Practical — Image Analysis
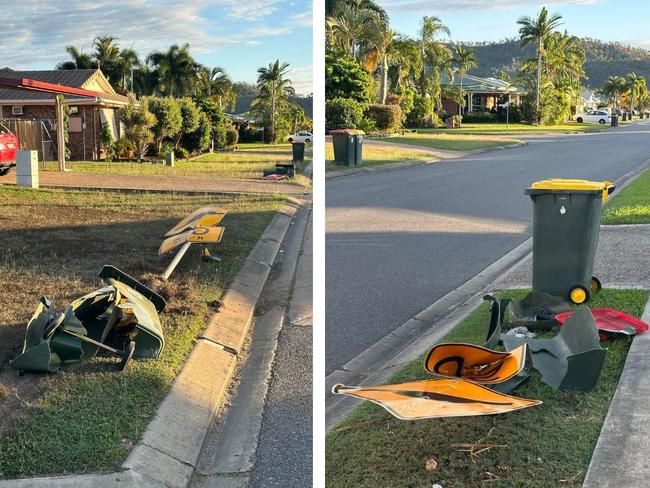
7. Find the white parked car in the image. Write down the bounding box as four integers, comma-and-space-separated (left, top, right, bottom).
287, 131, 312, 143
575, 110, 610, 124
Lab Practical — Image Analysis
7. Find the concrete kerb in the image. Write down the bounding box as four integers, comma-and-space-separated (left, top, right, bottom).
582, 295, 650, 488
325, 141, 527, 180
325, 159, 650, 431
0, 199, 301, 488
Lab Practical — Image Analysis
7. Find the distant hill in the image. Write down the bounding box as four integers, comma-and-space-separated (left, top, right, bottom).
230, 82, 313, 119
460, 38, 650, 89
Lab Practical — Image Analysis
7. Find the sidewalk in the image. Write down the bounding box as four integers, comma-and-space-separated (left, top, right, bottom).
0, 170, 307, 195
493, 224, 650, 290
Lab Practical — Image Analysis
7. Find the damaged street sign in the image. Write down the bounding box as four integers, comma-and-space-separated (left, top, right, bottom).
502, 306, 607, 391
11, 266, 166, 375
160, 207, 228, 280
424, 343, 528, 384
165, 206, 227, 237
332, 379, 541, 420
159, 226, 225, 255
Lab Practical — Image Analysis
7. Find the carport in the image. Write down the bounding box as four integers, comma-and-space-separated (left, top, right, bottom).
0, 76, 107, 171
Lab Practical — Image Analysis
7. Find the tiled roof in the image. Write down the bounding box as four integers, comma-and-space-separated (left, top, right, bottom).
0, 67, 97, 88
441, 72, 520, 93
0, 67, 127, 104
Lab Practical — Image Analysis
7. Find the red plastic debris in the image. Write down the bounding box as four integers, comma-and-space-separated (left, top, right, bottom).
555, 308, 649, 340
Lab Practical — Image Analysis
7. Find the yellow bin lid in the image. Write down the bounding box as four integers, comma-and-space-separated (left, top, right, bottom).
528, 178, 615, 202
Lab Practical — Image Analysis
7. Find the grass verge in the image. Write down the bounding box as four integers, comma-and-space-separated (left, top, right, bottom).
416, 122, 612, 135
42, 143, 311, 184
379, 133, 523, 151
326, 288, 649, 488
602, 168, 650, 224
0, 186, 284, 478
325, 142, 432, 172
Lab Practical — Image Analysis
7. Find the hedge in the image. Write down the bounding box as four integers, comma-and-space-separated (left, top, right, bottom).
365, 104, 402, 133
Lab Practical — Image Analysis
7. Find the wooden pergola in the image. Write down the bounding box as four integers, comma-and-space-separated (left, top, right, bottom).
0, 76, 104, 171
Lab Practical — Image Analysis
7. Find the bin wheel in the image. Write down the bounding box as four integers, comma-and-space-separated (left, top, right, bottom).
590, 276, 602, 295
569, 285, 590, 305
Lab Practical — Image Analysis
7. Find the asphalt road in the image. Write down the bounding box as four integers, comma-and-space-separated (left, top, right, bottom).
326, 122, 650, 375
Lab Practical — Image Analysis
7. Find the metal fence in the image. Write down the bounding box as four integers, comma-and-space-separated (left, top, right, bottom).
0, 118, 56, 163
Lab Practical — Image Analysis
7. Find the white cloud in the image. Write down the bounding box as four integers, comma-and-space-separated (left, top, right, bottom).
0, 0, 298, 68
289, 64, 313, 95
379, 0, 594, 11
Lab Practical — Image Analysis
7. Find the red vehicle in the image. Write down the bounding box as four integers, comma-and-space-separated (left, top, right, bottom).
0, 123, 19, 176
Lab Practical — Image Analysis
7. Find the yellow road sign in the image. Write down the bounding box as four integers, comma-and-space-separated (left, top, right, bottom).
165, 207, 227, 237
333, 378, 541, 420
159, 226, 225, 255
424, 344, 527, 384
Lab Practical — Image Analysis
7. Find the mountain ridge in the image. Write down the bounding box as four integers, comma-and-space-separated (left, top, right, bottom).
456, 37, 650, 89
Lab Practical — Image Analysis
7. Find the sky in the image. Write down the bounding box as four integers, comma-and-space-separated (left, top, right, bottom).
0, 0, 313, 94
381, 0, 650, 49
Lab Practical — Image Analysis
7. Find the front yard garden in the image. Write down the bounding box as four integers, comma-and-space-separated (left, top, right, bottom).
0, 186, 284, 478
42, 143, 311, 184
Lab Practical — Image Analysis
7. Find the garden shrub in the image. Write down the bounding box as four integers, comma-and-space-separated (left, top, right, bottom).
325, 49, 372, 103
462, 111, 497, 123
226, 127, 239, 147
239, 124, 263, 143
175, 146, 189, 159
326, 97, 365, 129
365, 104, 402, 133
405, 94, 435, 127
181, 111, 211, 153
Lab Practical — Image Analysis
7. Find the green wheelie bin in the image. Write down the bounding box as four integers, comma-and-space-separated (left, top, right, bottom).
525, 179, 616, 304
330, 129, 363, 166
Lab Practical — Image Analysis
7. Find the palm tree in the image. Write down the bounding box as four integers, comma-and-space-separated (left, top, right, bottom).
517, 7, 563, 123
326, 6, 380, 59
146, 43, 196, 97
365, 28, 395, 104
57, 46, 96, 70
453, 45, 477, 118
603, 76, 627, 109
257, 60, 292, 143
114, 48, 140, 94
388, 35, 421, 93
327, 0, 388, 22
418, 16, 451, 91
625, 72, 646, 115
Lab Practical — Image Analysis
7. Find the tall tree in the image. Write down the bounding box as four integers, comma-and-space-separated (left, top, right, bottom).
602, 75, 627, 109
625, 72, 645, 114
517, 7, 563, 123
146, 43, 196, 97
418, 16, 451, 110
453, 45, 477, 118
326, 0, 388, 22
256, 60, 293, 143
56, 46, 96, 70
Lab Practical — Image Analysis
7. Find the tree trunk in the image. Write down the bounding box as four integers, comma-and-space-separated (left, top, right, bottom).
459, 75, 464, 118
270, 83, 276, 144
536, 39, 542, 124
380, 54, 388, 104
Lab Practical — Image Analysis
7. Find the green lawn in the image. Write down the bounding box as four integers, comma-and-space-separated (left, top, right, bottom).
602, 169, 650, 224
325, 142, 432, 172
380, 132, 523, 151
42, 142, 311, 183
326, 288, 649, 488
416, 122, 612, 135
0, 187, 284, 478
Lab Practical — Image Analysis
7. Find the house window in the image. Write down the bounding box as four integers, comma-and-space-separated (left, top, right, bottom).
11, 106, 23, 116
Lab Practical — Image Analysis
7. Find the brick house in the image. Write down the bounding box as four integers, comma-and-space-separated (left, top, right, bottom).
441, 73, 521, 115
0, 68, 129, 160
